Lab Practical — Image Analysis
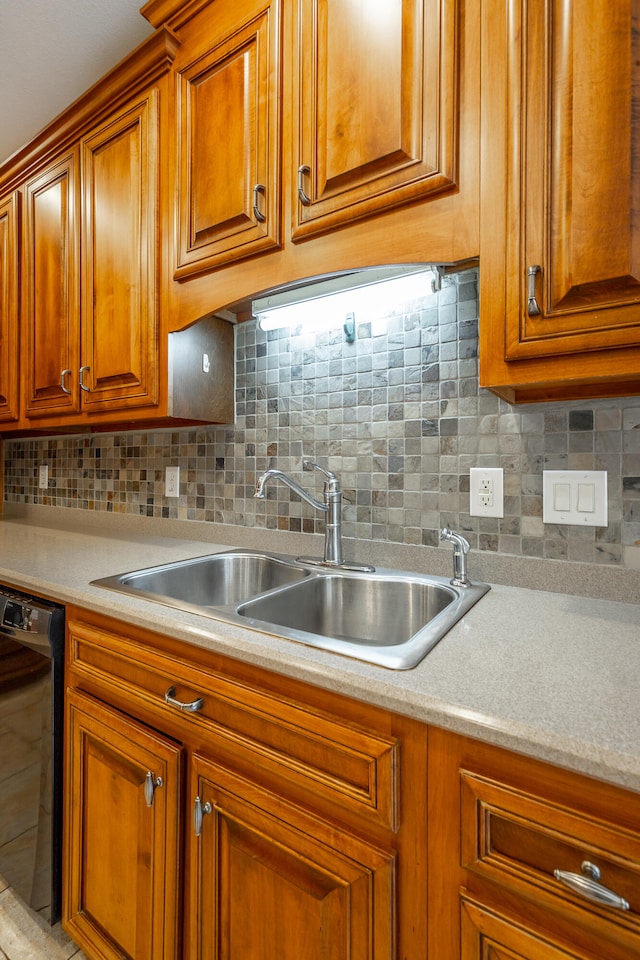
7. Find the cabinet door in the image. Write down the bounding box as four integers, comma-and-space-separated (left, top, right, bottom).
23, 153, 81, 418
0, 192, 20, 421
461, 898, 591, 960
80, 92, 158, 411
480, 0, 640, 402
64, 689, 181, 960
187, 753, 396, 960
293, 0, 457, 239
174, 0, 281, 279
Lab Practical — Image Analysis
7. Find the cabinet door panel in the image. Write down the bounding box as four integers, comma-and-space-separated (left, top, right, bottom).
64, 689, 181, 960
294, 0, 457, 238
512, 0, 640, 357
480, 0, 640, 402
175, 0, 281, 277
24, 154, 81, 417
188, 755, 395, 960
461, 898, 589, 960
0, 193, 19, 421
81, 93, 158, 410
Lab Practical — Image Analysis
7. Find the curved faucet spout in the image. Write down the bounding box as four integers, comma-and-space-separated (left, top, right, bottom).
254, 468, 327, 514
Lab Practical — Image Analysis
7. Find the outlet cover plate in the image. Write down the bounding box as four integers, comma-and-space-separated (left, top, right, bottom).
165, 466, 180, 497
470, 467, 504, 518
542, 470, 607, 526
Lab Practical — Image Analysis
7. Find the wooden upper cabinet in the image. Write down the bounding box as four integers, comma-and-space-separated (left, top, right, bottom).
293, 0, 458, 239
80, 92, 159, 411
480, 0, 640, 402
174, 0, 281, 278
23, 152, 80, 417
0, 193, 20, 421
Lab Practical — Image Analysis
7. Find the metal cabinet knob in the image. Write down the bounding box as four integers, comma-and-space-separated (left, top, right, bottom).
164, 685, 204, 713
297, 164, 311, 206
253, 183, 266, 223
527, 264, 542, 316
193, 795, 212, 836
144, 771, 163, 807
554, 860, 629, 911
79, 365, 91, 393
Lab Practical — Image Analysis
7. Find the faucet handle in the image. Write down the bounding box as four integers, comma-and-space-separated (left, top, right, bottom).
302, 459, 338, 484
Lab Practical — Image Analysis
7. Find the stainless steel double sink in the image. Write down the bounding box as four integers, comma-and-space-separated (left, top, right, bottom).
92, 549, 490, 669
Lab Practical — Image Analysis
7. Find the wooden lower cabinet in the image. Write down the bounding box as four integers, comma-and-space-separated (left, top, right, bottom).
428, 727, 640, 960
461, 898, 591, 960
187, 755, 395, 960
64, 689, 182, 960
65, 610, 640, 960
63, 608, 427, 960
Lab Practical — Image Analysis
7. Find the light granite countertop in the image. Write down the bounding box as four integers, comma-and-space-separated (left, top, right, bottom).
1, 506, 639, 794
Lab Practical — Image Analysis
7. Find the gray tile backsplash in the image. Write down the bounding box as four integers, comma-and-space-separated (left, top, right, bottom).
5, 268, 640, 569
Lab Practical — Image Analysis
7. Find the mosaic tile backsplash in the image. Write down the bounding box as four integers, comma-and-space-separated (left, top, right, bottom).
5, 268, 640, 568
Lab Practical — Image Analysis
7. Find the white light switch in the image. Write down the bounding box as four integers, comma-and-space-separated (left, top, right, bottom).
553, 483, 571, 512
543, 470, 607, 526
577, 483, 595, 513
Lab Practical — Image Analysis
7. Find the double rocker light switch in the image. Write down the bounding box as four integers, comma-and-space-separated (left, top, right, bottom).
542, 470, 608, 527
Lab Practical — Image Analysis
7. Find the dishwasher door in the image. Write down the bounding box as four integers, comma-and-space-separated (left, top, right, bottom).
0, 594, 64, 923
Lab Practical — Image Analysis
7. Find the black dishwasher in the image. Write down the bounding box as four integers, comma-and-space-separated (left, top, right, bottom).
0, 587, 64, 923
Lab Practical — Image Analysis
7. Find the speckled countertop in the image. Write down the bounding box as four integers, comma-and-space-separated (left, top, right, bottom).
1, 506, 639, 794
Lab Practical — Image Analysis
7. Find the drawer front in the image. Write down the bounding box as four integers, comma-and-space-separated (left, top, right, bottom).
68, 617, 399, 832
461, 770, 640, 938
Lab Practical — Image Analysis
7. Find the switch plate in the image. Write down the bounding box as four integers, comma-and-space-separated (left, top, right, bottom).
38, 465, 48, 489
470, 467, 504, 518
542, 470, 607, 526
165, 466, 180, 497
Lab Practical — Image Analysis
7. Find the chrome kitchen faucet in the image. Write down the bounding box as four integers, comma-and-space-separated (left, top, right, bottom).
255, 460, 374, 572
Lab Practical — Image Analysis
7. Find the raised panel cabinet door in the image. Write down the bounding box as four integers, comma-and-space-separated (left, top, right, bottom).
187, 754, 396, 960
175, 0, 281, 279
23, 153, 81, 418
0, 192, 20, 421
293, 0, 458, 239
480, 0, 640, 401
80, 91, 159, 411
63, 689, 181, 960
461, 898, 592, 960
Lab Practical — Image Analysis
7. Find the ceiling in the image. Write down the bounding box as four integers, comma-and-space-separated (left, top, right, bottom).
0, 0, 154, 166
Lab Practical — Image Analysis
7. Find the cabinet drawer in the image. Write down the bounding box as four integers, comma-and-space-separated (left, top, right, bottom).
68, 617, 399, 832
461, 769, 640, 938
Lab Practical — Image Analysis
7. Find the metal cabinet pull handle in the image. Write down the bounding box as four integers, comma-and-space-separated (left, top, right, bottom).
60, 369, 72, 395
193, 795, 213, 836
144, 771, 164, 807
164, 685, 204, 713
252, 183, 266, 222
527, 264, 542, 316
554, 861, 629, 911
297, 164, 311, 205
79, 365, 91, 393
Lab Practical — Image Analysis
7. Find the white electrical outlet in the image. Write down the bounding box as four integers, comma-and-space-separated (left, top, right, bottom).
38, 465, 48, 489
165, 466, 180, 497
470, 467, 504, 518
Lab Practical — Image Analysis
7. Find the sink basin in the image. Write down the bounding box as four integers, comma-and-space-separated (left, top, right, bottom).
92, 549, 490, 670
237, 575, 455, 646
95, 551, 309, 609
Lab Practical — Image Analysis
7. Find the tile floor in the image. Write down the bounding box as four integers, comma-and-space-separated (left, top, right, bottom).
0, 886, 86, 960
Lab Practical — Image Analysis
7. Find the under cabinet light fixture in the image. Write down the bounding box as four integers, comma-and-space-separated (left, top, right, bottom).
253, 265, 444, 333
